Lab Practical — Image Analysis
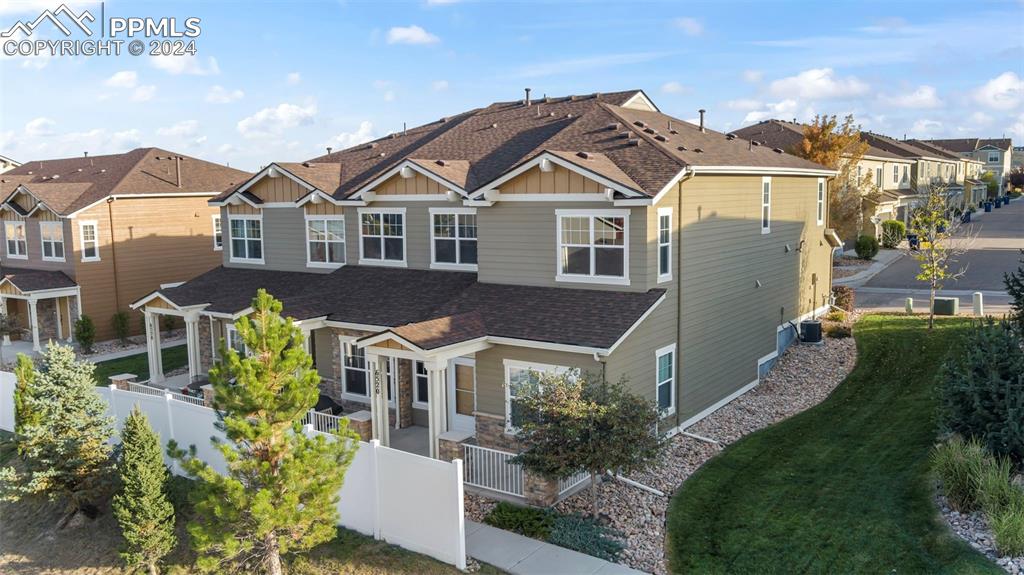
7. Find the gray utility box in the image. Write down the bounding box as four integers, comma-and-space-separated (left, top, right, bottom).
933, 297, 959, 316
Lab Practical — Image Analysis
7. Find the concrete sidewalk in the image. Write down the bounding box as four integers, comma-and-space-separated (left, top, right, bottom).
466, 520, 647, 575
833, 249, 903, 288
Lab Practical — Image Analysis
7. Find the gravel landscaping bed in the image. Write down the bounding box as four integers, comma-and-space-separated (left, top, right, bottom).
84, 328, 185, 357
937, 494, 1024, 574
833, 256, 871, 280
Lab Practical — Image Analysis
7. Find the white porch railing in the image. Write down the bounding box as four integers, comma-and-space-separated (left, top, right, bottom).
559, 470, 590, 495
462, 444, 524, 497
303, 409, 344, 434
127, 381, 205, 407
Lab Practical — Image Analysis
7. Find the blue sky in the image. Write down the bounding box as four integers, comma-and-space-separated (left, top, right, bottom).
1, 0, 1022, 171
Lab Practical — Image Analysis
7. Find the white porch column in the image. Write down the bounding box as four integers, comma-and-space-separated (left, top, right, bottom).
27, 298, 40, 352
367, 351, 390, 447
0, 297, 9, 345
65, 295, 73, 342
426, 362, 448, 459
184, 312, 201, 382
145, 310, 164, 383
55, 298, 63, 341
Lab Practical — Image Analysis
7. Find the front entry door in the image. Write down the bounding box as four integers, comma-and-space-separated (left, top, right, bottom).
447, 358, 476, 433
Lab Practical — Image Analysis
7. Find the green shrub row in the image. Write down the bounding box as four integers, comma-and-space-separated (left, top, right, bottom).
483, 501, 624, 561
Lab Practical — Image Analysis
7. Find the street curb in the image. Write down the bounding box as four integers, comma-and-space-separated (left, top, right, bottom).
834, 249, 904, 288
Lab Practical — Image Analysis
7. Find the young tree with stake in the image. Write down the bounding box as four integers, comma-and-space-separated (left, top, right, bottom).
170, 289, 359, 575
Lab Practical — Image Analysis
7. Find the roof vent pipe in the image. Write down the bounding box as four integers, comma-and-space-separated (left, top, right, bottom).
699, 109, 706, 133
84, 151, 88, 157
175, 156, 182, 188
326, 147, 332, 155
524, 88, 532, 106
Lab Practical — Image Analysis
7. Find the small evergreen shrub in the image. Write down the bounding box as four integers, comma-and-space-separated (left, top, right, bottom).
931, 436, 987, 512
880, 220, 906, 249
484, 502, 554, 540
111, 312, 130, 345
854, 235, 879, 260
161, 315, 176, 334
832, 286, 855, 312
990, 493, 1024, 557
548, 514, 625, 562
74, 315, 96, 354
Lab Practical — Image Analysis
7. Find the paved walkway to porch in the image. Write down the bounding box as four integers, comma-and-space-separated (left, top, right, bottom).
465, 520, 647, 575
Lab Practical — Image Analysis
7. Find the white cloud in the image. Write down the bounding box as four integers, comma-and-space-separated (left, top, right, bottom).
287, 72, 301, 85
769, 68, 869, 99
382, 91, 395, 102
150, 54, 220, 76
972, 72, 1024, 110
743, 99, 816, 124
386, 25, 440, 45
879, 85, 942, 109
672, 17, 703, 37
1007, 113, 1024, 140
432, 80, 449, 91
104, 70, 137, 89
374, 80, 396, 101
217, 143, 235, 154
725, 98, 763, 111
25, 117, 55, 137
660, 81, 689, 94
131, 85, 156, 102
325, 121, 375, 150
969, 111, 993, 126
206, 85, 245, 103
156, 120, 199, 138
742, 69, 763, 83
910, 119, 943, 135
237, 102, 317, 139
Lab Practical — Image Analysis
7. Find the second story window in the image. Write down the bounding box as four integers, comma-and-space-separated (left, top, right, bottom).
816, 179, 825, 226
875, 168, 882, 187
40, 221, 65, 261
761, 177, 772, 234
430, 208, 477, 270
988, 152, 1000, 163
892, 164, 899, 184
229, 216, 263, 263
79, 220, 99, 261
306, 216, 345, 268
359, 208, 405, 266
212, 215, 222, 251
657, 207, 672, 283
556, 209, 628, 284
5, 221, 26, 259
902, 165, 909, 183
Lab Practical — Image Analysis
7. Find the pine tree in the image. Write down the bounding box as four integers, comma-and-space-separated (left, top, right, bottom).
1004, 250, 1024, 334
0, 344, 114, 524
113, 407, 176, 575
170, 289, 359, 574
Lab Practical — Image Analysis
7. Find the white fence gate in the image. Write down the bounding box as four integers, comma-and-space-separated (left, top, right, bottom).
0, 373, 466, 569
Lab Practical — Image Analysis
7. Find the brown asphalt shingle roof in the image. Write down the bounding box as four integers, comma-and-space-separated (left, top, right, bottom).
925, 138, 1013, 153
1, 148, 249, 215
0, 267, 76, 293
733, 119, 908, 161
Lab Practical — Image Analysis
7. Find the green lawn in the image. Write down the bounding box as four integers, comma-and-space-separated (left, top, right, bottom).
92, 344, 188, 385
666, 315, 1000, 574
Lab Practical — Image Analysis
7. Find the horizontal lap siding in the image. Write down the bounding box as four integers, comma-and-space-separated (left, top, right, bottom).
474, 344, 602, 417
376, 173, 443, 196
0, 216, 76, 275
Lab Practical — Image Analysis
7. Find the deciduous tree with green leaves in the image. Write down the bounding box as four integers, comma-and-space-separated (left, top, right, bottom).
169, 289, 359, 575
510, 371, 666, 518
0, 344, 114, 524
113, 407, 176, 575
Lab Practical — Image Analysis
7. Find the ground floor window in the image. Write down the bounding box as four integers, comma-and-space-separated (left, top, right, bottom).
414, 361, 429, 406
656, 343, 676, 415
343, 342, 368, 397
226, 325, 246, 355
504, 360, 573, 430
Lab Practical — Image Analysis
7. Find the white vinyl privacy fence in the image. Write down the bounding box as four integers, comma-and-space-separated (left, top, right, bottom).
0, 372, 466, 569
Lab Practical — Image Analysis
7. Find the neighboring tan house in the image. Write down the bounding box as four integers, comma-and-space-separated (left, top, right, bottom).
858, 133, 962, 224
131, 90, 836, 505
907, 139, 988, 208
925, 138, 1014, 193
0, 148, 248, 347
733, 120, 914, 240
0, 155, 20, 174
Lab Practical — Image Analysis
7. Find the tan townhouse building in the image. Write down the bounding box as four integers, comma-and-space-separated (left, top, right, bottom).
0, 148, 248, 346
132, 90, 836, 504
907, 139, 988, 208
925, 138, 1014, 193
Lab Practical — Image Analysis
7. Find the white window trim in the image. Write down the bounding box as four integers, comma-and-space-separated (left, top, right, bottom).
357, 207, 407, 268
227, 214, 264, 264
212, 214, 222, 251
39, 221, 66, 262
892, 164, 899, 184
4, 220, 27, 260
428, 206, 478, 272
656, 207, 672, 283
655, 343, 677, 417
339, 338, 395, 407
225, 324, 247, 356
761, 177, 772, 234
555, 208, 631, 287
77, 220, 100, 262
304, 214, 346, 269
816, 178, 825, 227
503, 359, 574, 433
413, 360, 429, 409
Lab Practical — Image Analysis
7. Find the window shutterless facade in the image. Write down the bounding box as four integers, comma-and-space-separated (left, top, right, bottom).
657, 207, 672, 283
79, 220, 99, 261
761, 177, 771, 234
816, 178, 825, 226
358, 208, 406, 266
226, 324, 246, 355
414, 360, 429, 407
988, 152, 1000, 163
892, 164, 899, 184
212, 215, 222, 250
875, 168, 882, 187
342, 341, 368, 397
429, 208, 477, 270
504, 360, 572, 431
229, 216, 263, 263
40, 221, 65, 261
555, 209, 629, 285
4, 221, 26, 259
655, 343, 676, 416
305, 215, 345, 268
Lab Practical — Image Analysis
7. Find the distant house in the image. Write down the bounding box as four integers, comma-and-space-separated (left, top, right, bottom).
924, 138, 1014, 192
0, 148, 248, 347
0, 155, 20, 174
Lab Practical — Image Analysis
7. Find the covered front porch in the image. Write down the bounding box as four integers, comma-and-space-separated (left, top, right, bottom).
0, 268, 81, 354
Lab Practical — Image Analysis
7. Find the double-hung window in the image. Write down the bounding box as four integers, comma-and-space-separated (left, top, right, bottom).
226, 325, 246, 355
359, 208, 405, 265
556, 209, 629, 285
655, 344, 676, 416
430, 208, 477, 270
657, 207, 672, 282
342, 341, 368, 397
761, 177, 772, 234
5, 221, 26, 259
40, 221, 64, 261
229, 216, 263, 263
875, 167, 882, 187
902, 165, 909, 184
816, 179, 825, 226
212, 215, 222, 251
504, 360, 574, 431
79, 220, 99, 261
414, 361, 429, 407
306, 215, 345, 268
988, 151, 1000, 163
892, 164, 899, 184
